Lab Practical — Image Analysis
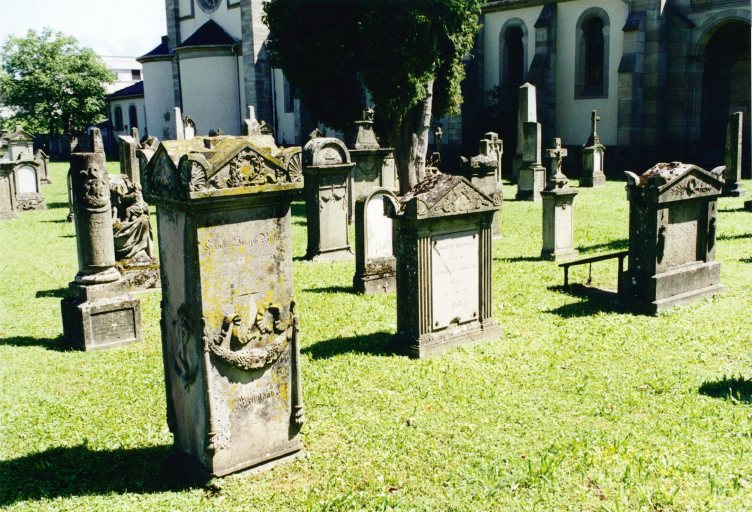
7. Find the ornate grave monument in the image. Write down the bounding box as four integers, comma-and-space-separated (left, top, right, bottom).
60, 153, 143, 350
0, 158, 45, 211
386, 173, 502, 358
460, 133, 504, 237
721, 112, 745, 198
303, 132, 355, 261
142, 133, 304, 478
516, 120, 546, 201
353, 188, 399, 294
541, 138, 579, 261
581, 110, 606, 187
348, 109, 398, 222
620, 162, 725, 312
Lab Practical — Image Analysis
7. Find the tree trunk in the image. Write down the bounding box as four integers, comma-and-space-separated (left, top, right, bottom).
393, 79, 435, 195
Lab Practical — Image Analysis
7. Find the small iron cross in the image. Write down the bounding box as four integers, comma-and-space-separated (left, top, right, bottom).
546, 137, 567, 176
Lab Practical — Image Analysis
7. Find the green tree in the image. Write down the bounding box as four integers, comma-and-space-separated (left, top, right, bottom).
0, 28, 115, 136
264, 0, 481, 193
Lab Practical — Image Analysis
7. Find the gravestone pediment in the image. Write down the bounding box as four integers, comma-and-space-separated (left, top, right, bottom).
144, 138, 302, 202
7, 129, 33, 142
627, 163, 724, 203
392, 174, 497, 219
303, 137, 350, 167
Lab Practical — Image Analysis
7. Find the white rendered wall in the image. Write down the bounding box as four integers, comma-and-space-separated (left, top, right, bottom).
110, 97, 146, 138
179, 53, 241, 135
482, 6, 541, 96
142, 59, 175, 139
555, 0, 627, 146
179, 1, 241, 42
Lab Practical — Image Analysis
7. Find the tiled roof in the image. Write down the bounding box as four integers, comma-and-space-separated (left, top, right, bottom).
178, 20, 239, 48
107, 81, 144, 99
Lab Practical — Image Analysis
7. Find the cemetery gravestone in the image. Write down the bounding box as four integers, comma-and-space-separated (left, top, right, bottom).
11, 159, 45, 211
35, 149, 51, 184
142, 133, 304, 478
620, 162, 725, 312
460, 133, 504, 237
516, 121, 546, 201
386, 173, 501, 358
581, 110, 606, 187
60, 153, 143, 350
348, 109, 398, 222
0, 164, 18, 219
353, 188, 398, 294
303, 134, 355, 261
541, 138, 579, 261
721, 112, 745, 198
513, 83, 537, 182
119, 127, 140, 184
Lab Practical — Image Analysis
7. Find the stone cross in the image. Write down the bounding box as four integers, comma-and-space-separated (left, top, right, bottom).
546, 138, 569, 188
243, 105, 260, 135
586, 110, 601, 146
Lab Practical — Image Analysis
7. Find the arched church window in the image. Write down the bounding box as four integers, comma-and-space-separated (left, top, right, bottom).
499, 19, 528, 89
128, 105, 138, 130
114, 106, 123, 131
575, 9, 610, 98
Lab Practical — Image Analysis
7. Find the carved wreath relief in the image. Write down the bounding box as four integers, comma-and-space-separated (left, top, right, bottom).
79, 166, 110, 210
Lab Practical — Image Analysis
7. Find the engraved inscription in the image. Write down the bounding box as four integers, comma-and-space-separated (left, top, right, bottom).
431, 230, 479, 329
203, 232, 282, 253
233, 390, 275, 409
366, 193, 393, 259
91, 308, 136, 343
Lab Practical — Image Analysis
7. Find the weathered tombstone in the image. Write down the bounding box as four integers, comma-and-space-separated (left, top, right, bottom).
183, 116, 197, 140
242, 106, 260, 135
34, 149, 51, 184
142, 134, 304, 478
172, 107, 185, 140
386, 173, 502, 358
353, 188, 398, 294
4, 125, 35, 161
60, 153, 143, 350
348, 109, 398, 222
66, 128, 107, 222
118, 127, 140, 184
110, 174, 159, 290
620, 162, 725, 312
541, 138, 579, 261
135, 135, 160, 187
516, 121, 546, 201
303, 134, 355, 261
513, 83, 537, 181
11, 159, 45, 211
460, 133, 504, 237
581, 110, 606, 187
721, 112, 745, 197
0, 164, 18, 219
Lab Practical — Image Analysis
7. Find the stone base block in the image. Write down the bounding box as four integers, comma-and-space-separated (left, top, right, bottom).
580, 172, 606, 188
721, 183, 745, 197
516, 167, 545, 201
305, 246, 354, 262
541, 248, 579, 262
17, 193, 45, 211
354, 272, 396, 294
650, 283, 725, 313
394, 319, 502, 359
117, 259, 161, 291
0, 210, 18, 220
61, 293, 142, 351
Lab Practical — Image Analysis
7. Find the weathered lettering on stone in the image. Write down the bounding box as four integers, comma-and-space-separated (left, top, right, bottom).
431, 231, 479, 329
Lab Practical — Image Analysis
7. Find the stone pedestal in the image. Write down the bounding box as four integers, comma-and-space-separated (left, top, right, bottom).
303, 136, 355, 261
60, 153, 142, 351
354, 188, 398, 294
386, 174, 502, 358
541, 189, 579, 261
620, 162, 725, 313
0, 165, 18, 219
581, 144, 605, 187
143, 134, 304, 479
516, 122, 545, 201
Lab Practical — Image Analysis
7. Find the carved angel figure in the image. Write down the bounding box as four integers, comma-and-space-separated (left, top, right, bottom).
110, 175, 154, 263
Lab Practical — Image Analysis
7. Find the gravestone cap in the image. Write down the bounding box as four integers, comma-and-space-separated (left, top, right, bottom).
303, 137, 350, 167
625, 162, 724, 204
388, 173, 496, 220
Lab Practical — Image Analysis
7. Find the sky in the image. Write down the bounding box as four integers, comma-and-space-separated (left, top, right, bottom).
0, 0, 167, 57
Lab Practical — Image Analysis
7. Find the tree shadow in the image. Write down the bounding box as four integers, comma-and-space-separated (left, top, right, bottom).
0, 444, 196, 506
36, 287, 68, 298
741, 257, 752, 264
717, 232, 751, 241
494, 255, 540, 263
576, 239, 628, 253
0, 335, 71, 351
301, 285, 355, 294
42, 218, 70, 224
718, 207, 748, 213
45, 201, 70, 210
547, 284, 641, 317
699, 376, 752, 404
303, 331, 401, 359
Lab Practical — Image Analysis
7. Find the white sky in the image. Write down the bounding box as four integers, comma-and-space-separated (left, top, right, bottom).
0, 0, 167, 57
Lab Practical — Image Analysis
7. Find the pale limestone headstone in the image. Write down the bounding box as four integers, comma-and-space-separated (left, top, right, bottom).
142, 134, 305, 478
516, 121, 546, 201
353, 188, 398, 293
10, 159, 45, 211
60, 152, 142, 351
581, 110, 606, 187
303, 135, 354, 261
386, 174, 501, 358
513, 83, 537, 180
721, 112, 744, 197
541, 138, 578, 261
173, 107, 185, 140
621, 162, 725, 312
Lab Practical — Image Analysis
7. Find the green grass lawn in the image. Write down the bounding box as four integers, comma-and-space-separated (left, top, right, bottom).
1, 161, 751, 511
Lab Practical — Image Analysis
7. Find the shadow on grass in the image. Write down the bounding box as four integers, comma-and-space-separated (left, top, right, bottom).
45, 201, 70, 210
718, 207, 748, 213
548, 284, 639, 317
495, 255, 540, 263
0, 444, 195, 506
741, 257, 752, 264
36, 287, 68, 298
0, 335, 71, 351
302, 285, 355, 294
576, 238, 628, 253
291, 202, 306, 220
42, 218, 70, 224
717, 232, 751, 241
699, 376, 752, 404
303, 331, 400, 359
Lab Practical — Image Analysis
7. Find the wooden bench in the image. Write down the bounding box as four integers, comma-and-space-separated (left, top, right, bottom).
559, 250, 629, 288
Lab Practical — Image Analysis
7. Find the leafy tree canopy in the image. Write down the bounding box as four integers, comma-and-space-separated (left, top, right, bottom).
0, 28, 115, 135
264, 0, 481, 191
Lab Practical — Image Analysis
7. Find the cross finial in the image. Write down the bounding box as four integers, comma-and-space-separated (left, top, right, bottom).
591, 110, 600, 136
545, 137, 569, 188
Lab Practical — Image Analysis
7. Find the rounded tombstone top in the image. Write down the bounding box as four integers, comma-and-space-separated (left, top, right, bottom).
303, 137, 350, 167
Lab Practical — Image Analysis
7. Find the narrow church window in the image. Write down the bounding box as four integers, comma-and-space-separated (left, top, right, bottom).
114, 106, 123, 131
575, 9, 610, 98
128, 105, 138, 129
505, 26, 525, 89
283, 76, 294, 113
584, 18, 605, 95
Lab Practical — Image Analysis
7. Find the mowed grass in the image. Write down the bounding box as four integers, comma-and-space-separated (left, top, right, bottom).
0, 161, 751, 511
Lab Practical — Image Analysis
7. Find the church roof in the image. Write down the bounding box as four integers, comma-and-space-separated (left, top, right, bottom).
178, 20, 239, 48
107, 81, 144, 99
139, 36, 171, 59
